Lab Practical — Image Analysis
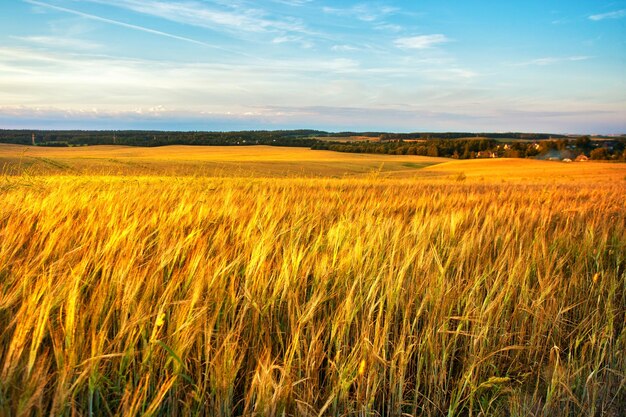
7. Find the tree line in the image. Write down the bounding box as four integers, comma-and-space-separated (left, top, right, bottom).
318, 132, 569, 140
314, 136, 626, 161
0, 130, 322, 147
1, 130, 624, 160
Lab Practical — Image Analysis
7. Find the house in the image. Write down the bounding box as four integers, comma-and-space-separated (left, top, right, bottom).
575, 155, 589, 162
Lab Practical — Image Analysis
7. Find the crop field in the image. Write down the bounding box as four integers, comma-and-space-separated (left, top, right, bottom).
421, 158, 626, 182
0, 144, 445, 177
0, 146, 625, 416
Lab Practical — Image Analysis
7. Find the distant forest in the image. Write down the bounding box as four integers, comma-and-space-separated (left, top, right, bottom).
1, 129, 624, 160
315, 136, 626, 161
0, 129, 321, 147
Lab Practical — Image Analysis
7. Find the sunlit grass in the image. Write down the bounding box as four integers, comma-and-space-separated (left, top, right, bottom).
0, 168, 624, 416
0, 144, 445, 178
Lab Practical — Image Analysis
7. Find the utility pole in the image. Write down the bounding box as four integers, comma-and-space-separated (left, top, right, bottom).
32, 133, 36, 146
113, 133, 117, 144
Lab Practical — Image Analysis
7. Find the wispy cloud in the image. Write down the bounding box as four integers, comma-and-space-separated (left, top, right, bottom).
589, 9, 626, 21
0, 44, 483, 117
0, 46, 365, 110
511, 56, 591, 66
12, 35, 102, 50
374, 23, 403, 33
323, 4, 398, 22
421, 68, 478, 81
1, 43, 622, 133
331, 44, 360, 52
394, 34, 449, 49
271, 0, 312, 6
82, 0, 308, 35
272, 35, 313, 48
23, 0, 211, 47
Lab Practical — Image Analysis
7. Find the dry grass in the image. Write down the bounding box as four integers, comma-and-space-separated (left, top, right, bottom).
0, 147, 624, 416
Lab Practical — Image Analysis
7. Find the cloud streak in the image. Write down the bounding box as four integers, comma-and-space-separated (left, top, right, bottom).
322, 4, 398, 22
82, 0, 308, 35
394, 35, 449, 49
271, 0, 312, 6
511, 56, 591, 66
12, 35, 102, 50
23, 0, 211, 47
589, 9, 626, 21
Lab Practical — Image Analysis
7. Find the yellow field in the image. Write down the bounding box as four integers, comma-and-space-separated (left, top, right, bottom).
0, 146, 625, 416
422, 158, 626, 182
0, 144, 445, 177
3, 143, 624, 183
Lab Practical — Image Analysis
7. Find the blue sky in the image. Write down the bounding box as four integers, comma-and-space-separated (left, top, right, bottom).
0, 0, 624, 133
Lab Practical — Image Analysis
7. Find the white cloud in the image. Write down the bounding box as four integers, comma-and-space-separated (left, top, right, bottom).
511, 56, 591, 66
24, 0, 211, 47
13, 35, 102, 50
1, 45, 622, 133
272, 36, 294, 43
421, 68, 478, 80
272, 35, 313, 48
322, 4, 398, 22
271, 0, 312, 5
331, 44, 359, 52
589, 9, 626, 21
82, 0, 308, 35
375, 23, 403, 33
394, 34, 449, 49
0, 46, 366, 113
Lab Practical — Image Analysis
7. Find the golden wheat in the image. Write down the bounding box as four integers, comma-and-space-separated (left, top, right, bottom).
0, 169, 624, 416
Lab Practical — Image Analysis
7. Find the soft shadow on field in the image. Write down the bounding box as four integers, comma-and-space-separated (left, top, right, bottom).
0, 144, 447, 178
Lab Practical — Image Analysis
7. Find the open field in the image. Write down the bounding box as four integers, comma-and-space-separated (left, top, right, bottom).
0, 146, 625, 416
0, 144, 445, 177
422, 158, 626, 182
3, 143, 624, 182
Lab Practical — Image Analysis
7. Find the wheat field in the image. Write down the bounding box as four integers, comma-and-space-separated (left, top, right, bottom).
0, 147, 625, 416
0, 144, 445, 177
